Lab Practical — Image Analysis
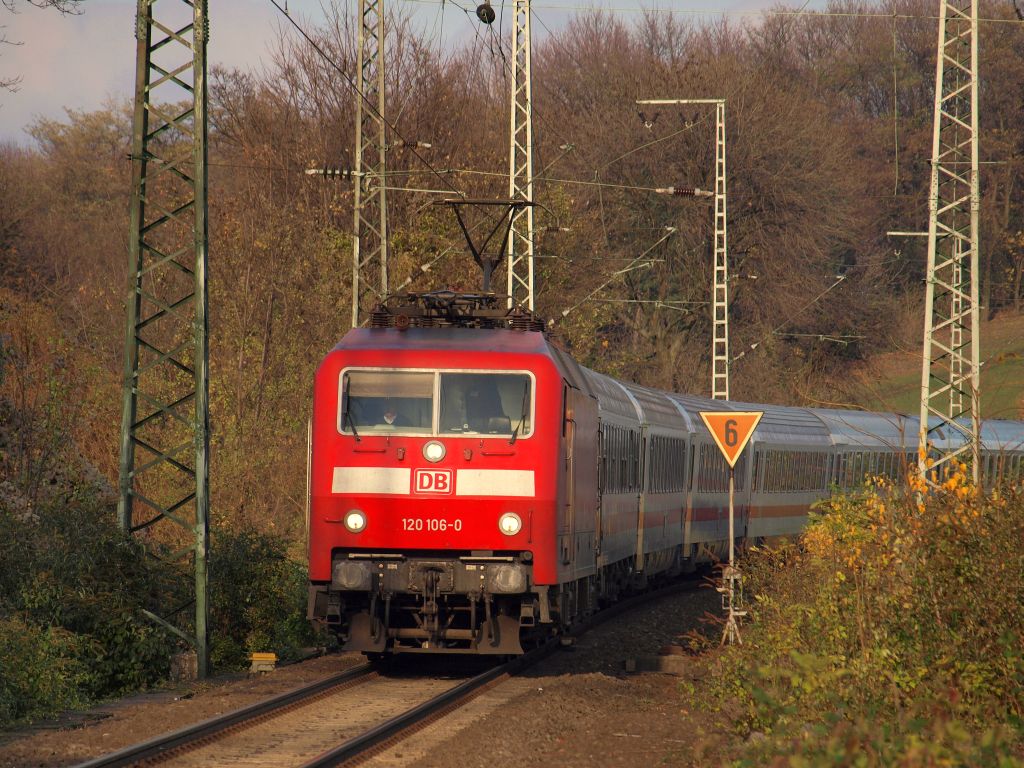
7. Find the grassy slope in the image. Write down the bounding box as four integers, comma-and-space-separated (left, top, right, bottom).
845, 311, 1024, 421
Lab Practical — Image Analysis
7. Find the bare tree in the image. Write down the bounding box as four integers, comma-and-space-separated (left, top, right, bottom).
2, 0, 84, 92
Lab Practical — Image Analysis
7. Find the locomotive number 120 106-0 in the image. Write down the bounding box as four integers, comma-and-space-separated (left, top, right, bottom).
402, 518, 463, 532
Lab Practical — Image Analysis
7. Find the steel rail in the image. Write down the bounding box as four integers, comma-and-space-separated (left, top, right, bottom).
75, 578, 703, 768
73, 663, 375, 768
302, 578, 702, 767
300, 647, 549, 768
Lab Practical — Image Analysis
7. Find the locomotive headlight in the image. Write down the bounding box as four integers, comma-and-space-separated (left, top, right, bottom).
423, 440, 446, 463
498, 512, 522, 536
344, 509, 367, 533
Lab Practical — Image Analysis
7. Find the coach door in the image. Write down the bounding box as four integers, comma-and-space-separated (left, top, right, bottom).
564, 386, 599, 578
736, 451, 753, 544
635, 424, 649, 573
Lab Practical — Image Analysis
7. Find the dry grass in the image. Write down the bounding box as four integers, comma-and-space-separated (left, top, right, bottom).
845, 312, 1024, 420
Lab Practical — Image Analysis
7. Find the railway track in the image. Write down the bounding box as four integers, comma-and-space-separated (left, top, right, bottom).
75, 579, 700, 768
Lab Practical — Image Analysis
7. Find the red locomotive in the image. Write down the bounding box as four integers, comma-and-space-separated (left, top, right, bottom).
307, 292, 1024, 656
307, 294, 585, 654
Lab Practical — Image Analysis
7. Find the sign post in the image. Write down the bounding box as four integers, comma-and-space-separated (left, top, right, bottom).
699, 411, 763, 645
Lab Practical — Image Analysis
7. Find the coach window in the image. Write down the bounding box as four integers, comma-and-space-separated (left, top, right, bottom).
608, 427, 620, 492
341, 370, 433, 434
439, 372, 532, 436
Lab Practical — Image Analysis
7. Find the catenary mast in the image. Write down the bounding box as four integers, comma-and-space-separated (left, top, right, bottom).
918, 0, 981, 484
507, 0, 536, 310
119, 0, 211, 677
352, 0, 389, 327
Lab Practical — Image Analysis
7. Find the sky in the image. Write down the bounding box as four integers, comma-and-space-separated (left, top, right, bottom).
0, 0, 815, 144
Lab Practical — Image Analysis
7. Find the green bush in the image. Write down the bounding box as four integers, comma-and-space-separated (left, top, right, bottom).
0, 481, 318, 724
701, 471, 1024, 766
0, 618, 89, 724
0, 490, 176, 726
208, 525, 316, 671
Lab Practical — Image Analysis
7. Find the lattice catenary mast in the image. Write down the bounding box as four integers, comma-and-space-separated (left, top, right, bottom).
637, 98, 729, 400
119, 0, 211, 677
711, 101, 729, 401
352, 0, 389, 327
507, 0, 535, 310
918, 0, 981, 484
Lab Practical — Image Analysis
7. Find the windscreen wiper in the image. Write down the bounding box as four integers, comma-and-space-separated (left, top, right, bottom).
345, 410, 361, 442
342, 383, 361, 442
508, 382, 529, 445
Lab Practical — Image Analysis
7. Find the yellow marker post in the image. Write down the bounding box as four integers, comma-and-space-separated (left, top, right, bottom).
699, 411, 763, 645
248, 652, 278, 674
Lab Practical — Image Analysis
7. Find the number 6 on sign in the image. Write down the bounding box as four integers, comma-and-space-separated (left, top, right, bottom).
700, 411, 763, 467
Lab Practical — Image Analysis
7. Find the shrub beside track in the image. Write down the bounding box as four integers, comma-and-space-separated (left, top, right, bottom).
696, 468, 1024, 765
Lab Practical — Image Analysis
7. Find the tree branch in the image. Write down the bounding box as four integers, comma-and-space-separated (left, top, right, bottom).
0, 25, 23, 93
2, 0, 82, 92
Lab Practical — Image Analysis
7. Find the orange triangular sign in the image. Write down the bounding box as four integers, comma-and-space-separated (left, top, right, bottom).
699, 411, 763, 468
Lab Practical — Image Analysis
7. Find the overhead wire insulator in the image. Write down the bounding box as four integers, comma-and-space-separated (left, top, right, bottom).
305, 168, 355, 179
655, 186, 713, 198
392, 140, 433, 150
476, 2, 495, 23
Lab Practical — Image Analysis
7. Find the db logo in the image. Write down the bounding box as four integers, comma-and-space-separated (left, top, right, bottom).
413, 469, 453, 495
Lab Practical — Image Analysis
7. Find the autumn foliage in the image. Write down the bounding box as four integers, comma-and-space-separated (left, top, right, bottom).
703, 468, 1024, 765
3, 0, 1024, 729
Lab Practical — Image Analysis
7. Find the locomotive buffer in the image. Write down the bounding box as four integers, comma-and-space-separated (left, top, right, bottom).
699, 411, 763, 645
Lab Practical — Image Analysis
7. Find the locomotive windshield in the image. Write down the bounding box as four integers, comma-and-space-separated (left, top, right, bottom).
340, 369, 533, 437
342, 371, 434, 434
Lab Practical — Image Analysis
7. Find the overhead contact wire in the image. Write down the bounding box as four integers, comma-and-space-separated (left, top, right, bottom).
267, 0, 463, 198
